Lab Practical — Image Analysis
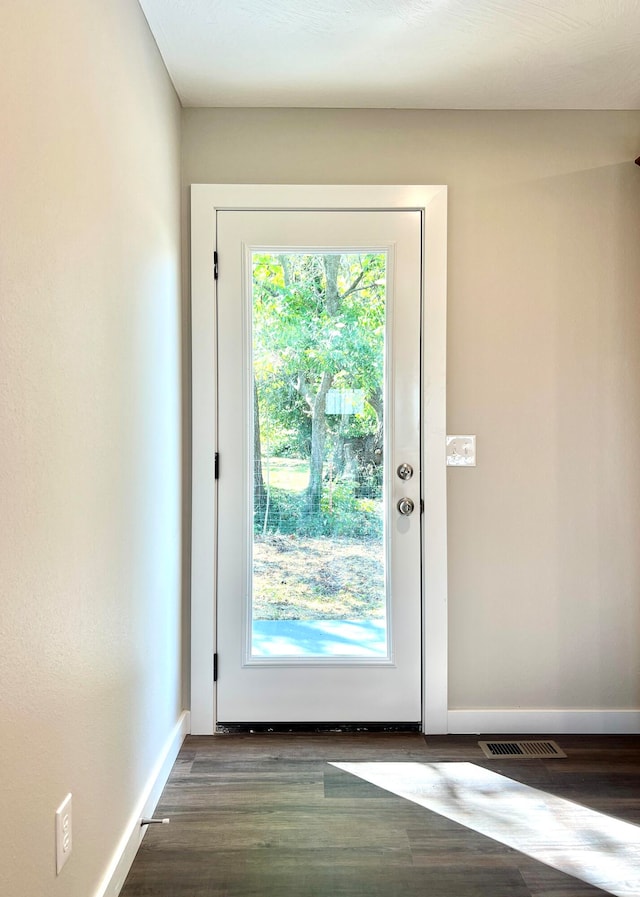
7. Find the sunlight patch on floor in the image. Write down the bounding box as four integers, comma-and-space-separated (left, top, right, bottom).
332, 762, 640, 897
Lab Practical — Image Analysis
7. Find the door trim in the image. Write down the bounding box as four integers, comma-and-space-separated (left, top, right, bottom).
190, 184, 448, 734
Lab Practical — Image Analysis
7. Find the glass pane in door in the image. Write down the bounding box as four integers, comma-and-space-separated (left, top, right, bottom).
251, 252, 388, 658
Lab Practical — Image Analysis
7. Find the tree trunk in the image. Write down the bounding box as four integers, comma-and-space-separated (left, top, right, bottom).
302, 255, 340, 519
304, 371, 333, 519
323, 255, 340, 314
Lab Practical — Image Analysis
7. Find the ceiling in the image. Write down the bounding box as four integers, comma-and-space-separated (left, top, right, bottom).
137, 0, 640, 109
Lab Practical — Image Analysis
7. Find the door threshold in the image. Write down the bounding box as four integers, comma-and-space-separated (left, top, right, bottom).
216, 722, 421, 734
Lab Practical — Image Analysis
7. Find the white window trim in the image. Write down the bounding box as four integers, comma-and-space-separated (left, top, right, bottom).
190, 184, 448, 734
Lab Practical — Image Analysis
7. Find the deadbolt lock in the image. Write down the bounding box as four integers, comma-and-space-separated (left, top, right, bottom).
397, 462, 414, 481
397, 497, 415, 516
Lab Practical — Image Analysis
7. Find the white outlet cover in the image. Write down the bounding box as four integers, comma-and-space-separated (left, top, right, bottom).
446, 435, 476, 467
55, 793, 72, 874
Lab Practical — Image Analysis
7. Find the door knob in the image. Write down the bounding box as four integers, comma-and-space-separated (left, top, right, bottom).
397, 497, 414, 516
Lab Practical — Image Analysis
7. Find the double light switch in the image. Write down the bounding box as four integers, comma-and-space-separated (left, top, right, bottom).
446, 435, 476, 467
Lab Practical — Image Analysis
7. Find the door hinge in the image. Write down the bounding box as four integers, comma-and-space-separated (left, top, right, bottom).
213, 250, 219, 280
213, 653, 218, 682
214, 452, 219, 479
420, 499, 424, 514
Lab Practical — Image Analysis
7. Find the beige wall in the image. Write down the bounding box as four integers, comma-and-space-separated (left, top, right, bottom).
0, 2, 182, 895
183, 107, 640, 712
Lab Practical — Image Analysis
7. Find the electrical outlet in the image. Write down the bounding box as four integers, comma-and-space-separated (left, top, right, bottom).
55, 793, 72, 874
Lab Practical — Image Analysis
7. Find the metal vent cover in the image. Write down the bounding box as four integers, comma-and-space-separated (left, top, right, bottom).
478, 740, 567, 759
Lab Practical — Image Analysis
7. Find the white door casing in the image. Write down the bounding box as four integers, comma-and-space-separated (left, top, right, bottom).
190, 185, 448, 733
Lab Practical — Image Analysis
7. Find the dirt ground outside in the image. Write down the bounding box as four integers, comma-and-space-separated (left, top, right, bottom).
253, 533, 385, 620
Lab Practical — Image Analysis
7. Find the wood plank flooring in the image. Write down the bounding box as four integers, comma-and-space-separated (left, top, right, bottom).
120, 734, 640, 896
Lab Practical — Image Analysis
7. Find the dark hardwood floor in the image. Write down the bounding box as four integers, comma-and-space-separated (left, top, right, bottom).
121, 734, 640, 896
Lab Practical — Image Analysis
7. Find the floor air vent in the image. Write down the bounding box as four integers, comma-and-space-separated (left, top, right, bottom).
479, 740, 567, 759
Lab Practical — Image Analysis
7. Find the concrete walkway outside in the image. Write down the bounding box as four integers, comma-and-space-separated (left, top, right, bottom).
252, 618, 386, 657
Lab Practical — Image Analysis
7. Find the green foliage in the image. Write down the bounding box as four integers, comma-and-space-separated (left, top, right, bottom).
319, 480, 383, 539
254, 481, 382, 540
257, 381, 310, 457
253, 252, 385, 388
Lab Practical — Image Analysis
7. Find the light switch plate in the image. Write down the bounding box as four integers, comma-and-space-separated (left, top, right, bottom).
446, 435, 476, 466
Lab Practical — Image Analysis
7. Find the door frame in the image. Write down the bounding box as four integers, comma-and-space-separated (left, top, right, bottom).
190, 184, 448, 734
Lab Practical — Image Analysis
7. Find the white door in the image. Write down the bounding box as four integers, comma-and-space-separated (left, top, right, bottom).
216, 209, 422, 724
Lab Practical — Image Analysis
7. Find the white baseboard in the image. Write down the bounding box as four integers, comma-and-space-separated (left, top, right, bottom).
94, 710, 191, 897
447, 709, 640, 735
